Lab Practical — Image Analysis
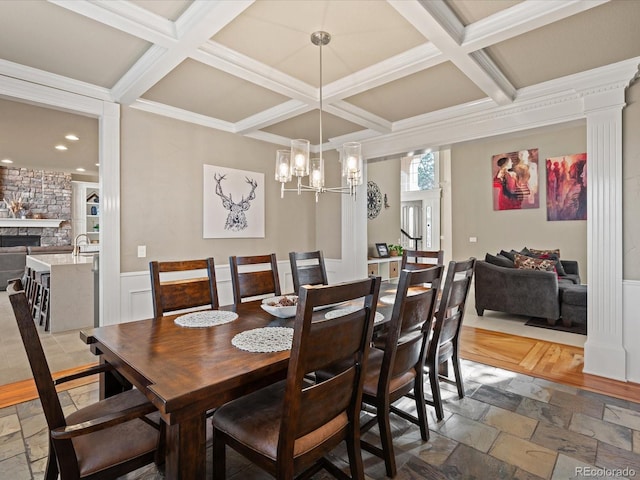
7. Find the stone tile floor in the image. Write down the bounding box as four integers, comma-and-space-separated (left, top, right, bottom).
2, 359, 640, 479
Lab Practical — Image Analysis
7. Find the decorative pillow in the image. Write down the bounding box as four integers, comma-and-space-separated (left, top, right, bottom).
521, 248, 566, 276
537, 253, 566, 276
499, 250, 517, 262
485, 253, 515, 268
528, 247, 561, 257
513, 252, 556, 272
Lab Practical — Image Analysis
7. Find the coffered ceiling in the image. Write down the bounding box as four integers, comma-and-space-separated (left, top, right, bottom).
1, 0, 639, 174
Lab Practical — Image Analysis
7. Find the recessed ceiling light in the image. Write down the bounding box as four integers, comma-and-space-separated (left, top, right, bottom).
65, 134, 79, 141
76, 167, 86, 172
1, 159, 13, 164
95, 163, 100, 167
55, 144, 68, 151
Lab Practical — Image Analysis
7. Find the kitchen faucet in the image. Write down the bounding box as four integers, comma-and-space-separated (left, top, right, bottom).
73, 233, 89, 256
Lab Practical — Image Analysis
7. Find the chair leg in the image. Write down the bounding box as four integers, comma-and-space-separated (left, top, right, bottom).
377, 405, 397, 477
452, 351, 465, 399
212, 428, 226, 480
44, 439, 58, 480
429, 365, 444, 421
413, 376, 430, 441
345, 425, 365, 480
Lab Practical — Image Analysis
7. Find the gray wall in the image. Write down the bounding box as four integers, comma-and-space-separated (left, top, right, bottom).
367, 158, 401, 256
450, 124, 588, 280
623, 81, 640, 280
120, 107, 321, 272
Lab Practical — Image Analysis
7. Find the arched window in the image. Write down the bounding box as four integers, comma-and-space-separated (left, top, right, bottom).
402, 151, 437, 192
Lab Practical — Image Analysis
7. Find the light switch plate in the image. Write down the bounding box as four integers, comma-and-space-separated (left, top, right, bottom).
137, 245, 146, 258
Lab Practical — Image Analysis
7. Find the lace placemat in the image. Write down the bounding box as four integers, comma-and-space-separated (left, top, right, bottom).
174, 310, 238, 328
325, 306, 385, 324
232, 327, 294, 353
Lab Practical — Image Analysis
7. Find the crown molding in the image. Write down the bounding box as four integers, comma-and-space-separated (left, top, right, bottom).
360, 56, 640, 159
0, 59, 113, 102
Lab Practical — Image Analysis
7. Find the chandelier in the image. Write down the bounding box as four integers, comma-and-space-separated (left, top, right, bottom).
275, 31, 363, 202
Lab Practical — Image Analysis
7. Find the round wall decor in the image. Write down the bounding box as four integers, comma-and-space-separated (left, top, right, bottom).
367, 181, 382, 219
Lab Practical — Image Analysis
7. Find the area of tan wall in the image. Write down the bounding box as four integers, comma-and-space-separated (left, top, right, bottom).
366, 158, 401, 257
315, 149, 342, 258
451, 124, 588, 280
119, 107, 319, 272
623, 81, 640, 280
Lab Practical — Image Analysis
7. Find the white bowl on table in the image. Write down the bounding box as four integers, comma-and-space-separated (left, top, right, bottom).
261, 295, 298, 318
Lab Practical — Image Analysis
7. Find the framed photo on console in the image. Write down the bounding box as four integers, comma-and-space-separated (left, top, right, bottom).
375, 243, 390, 258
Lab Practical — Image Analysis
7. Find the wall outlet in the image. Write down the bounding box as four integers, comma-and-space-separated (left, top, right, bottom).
469, 236, 477, 243
137, 245, 146, 258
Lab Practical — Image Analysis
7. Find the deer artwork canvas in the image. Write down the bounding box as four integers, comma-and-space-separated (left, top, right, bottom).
203, 165, 265, 238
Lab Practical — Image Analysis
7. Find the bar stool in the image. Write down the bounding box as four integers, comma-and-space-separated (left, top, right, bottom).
38, 273, 51, 331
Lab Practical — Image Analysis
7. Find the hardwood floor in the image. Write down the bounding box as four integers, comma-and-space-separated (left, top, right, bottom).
0, 363, 98, 409
2, 325, 639, 408
460, 326, 640, 402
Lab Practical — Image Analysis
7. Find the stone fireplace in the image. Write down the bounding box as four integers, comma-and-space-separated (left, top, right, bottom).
0, 167, 72, 246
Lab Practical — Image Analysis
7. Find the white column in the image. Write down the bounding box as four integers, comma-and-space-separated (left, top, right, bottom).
99, 102, 122, 326
582, 86, 626, 380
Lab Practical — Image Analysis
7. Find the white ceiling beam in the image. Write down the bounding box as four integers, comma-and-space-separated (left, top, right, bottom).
324, 102, 392, 134
194, 41, 317, 104
234, 100, 313, 135
464, 0, 610, 52
131, 98, 236, 132
48, 0, 178, 47
112, 0, 254, 104
389, 0, 515, 105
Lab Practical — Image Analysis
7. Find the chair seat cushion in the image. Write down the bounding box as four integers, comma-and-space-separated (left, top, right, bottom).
66, 388, 159, 477
213, 380, 348, 460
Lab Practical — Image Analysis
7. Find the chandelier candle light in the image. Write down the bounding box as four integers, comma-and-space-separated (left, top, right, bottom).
275, 31, 363, 202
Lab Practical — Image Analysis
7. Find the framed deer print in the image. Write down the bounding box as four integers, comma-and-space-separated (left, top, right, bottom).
203, 164, 265, 238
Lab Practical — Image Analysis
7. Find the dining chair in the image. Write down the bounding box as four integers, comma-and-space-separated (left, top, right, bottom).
212, 276, 382, 480
288, 250, 328, 294
357, 265, 444, 477
423, 257, 476, 420
401, 249, 445, 269
149, 257, 218, 317
229, 253, 281, 305
7, 279, 163, 480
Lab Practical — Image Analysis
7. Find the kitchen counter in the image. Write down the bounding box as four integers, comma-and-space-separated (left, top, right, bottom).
26, 253, 97, 333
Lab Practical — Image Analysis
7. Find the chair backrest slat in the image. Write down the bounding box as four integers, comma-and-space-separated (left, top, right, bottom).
401, 250, 445, 270
289, 250, 328, 294
150, 258, 218, 317
229, 254, 281, 305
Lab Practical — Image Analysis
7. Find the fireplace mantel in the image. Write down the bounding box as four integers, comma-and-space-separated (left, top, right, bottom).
0, 218, 65, 228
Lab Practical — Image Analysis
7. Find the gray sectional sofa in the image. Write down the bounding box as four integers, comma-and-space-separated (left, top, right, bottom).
0, 245, 73, 290
474, 251, 581, 324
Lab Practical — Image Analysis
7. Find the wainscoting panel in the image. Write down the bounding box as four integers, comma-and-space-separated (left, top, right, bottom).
623, 280, 640, 382
119, 258, 347, 324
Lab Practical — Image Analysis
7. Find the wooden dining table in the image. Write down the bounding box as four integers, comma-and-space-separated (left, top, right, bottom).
80, 286, 399, 479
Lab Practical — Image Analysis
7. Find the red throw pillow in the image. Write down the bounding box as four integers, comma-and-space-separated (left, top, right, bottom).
513, 253, 557, 272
